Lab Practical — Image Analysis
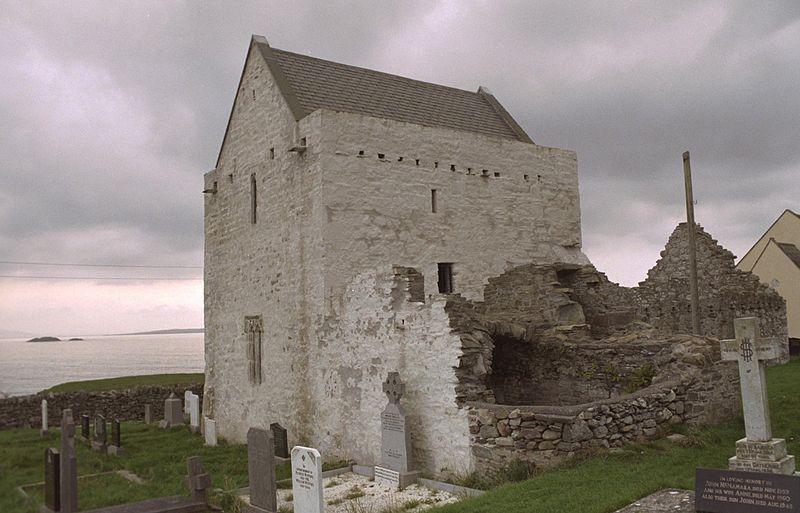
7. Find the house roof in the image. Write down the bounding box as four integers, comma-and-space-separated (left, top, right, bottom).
776, 241, 800, 269
737, 209, 799, 270
251, 35, 533, 144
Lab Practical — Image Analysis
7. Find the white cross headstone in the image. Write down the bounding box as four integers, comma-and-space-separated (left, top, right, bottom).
40, 399, 48, 436
721, 317, 795, 474
720, 317, 780, 442
291, 446, 323, 513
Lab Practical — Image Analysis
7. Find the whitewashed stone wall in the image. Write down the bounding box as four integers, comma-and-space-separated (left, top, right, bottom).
204, 42, 586, 474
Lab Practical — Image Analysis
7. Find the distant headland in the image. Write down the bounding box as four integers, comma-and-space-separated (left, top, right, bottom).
114, 328, 204, 336
27, 336, 84, 342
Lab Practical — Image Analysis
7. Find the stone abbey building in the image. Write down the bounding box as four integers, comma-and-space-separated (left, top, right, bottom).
204, 36, 787, 474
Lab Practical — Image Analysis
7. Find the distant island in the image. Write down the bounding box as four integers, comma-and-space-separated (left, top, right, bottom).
69, 337, 84, 341
115, 328, 204, 336
28, 336, 61, 342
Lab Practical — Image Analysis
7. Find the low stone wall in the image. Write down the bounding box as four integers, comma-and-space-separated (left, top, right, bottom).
0, 384, 204, 429
468, 363, 739, 470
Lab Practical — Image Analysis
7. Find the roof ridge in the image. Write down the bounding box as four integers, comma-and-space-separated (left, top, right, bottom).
271, 47, 486, 98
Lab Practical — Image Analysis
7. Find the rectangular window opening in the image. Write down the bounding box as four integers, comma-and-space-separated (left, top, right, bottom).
450, 164, 456, 171
415, 159, 420, 166
438, 263, 454, 293
378, 153, 385, 159
524, 174, 530, 181
494, 172, 500, 177
431, 189, 438, 213
398, 156, 404, 162
300, 137, 307, 147
250, 174, 257, 224
434, 161, 439, 169
358, 150, 365, 156
269, 147, 275, 159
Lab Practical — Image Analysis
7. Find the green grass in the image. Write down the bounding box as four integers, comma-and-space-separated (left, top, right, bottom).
434, 358, 800, 513
3, 360, 799, 513
45, 373, 204, 393
0, 422, 290, 512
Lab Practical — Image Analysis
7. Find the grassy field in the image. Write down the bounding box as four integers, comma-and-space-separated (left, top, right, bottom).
45, 373, 205, 393
1, 360, 797, 513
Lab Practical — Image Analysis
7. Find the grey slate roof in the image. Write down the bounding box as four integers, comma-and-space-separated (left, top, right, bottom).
776, 241, 800, 269
254, 37, 532, 143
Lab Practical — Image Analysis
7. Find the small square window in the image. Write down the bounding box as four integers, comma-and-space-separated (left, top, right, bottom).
300, 137, 307, 146
494, 172, 500, 177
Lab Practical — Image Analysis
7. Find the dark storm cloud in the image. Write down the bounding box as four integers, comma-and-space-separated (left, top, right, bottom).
1, 0, 798, 287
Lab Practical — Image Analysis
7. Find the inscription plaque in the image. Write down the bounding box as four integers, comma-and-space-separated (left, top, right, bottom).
696, 468, 800, 513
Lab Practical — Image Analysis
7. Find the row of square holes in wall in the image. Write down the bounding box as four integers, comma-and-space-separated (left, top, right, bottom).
356, 150, 540, 182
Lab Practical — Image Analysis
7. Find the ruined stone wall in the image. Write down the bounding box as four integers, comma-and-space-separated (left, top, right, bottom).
637, 223, 788, 360
203, 44, 326, 447
317, 109, 587, 304
313, 267, 471, 475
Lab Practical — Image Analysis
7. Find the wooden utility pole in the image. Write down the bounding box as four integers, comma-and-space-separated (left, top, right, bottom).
683, 151, 701, 335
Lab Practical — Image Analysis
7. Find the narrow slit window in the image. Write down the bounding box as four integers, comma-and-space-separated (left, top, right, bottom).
300, 137, 307, 146
269, 147, 275, 159
438, 263, 454, 293
450, 164, 456, 171
434, 161, 439, 169
250, 173, 257, 224
431, 189, 438, 213
415, 159, 420, 166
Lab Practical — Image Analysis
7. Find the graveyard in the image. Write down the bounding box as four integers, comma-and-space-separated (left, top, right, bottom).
0, 356, 797, 513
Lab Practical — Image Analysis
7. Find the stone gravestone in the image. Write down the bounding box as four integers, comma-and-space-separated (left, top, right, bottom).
59, 409, 78, 513
144, 404, 151, 424
270, 423, 289, 460
184, 456, 213, 503
108, 419, 124, 456
187, 393, 201, 433
81, 415, 90, 441
721, 317, 796, 474
44, 447, 60, 512
40, 399, 49, 437
374, 372, 419, 489
242, 427, 277, 513
185, 390, 192, 414
291, 446, 324, 513
159, 393, 183, 428
92, 414, 107, 452
204, 417, 217, 446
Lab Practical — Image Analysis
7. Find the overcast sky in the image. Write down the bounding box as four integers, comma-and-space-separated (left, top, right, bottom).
1, 1, 798, 335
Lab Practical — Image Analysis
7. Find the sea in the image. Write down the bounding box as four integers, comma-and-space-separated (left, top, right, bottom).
0, 333, 204, 397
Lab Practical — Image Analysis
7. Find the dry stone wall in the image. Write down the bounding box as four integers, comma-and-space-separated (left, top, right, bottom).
0, 384, 203, 429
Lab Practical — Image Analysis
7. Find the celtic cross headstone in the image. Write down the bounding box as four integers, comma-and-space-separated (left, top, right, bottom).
721, 317, 795, 474
375, 371, 419, 489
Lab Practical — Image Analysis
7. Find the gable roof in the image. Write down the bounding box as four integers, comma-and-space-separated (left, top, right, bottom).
776, 241, 800, 269
737, 209, 800, 270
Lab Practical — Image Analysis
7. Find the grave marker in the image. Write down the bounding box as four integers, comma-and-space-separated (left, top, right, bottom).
243, 427, 277, 513
81, 415, 89, 441
188, 393, 200, 433
204, 418, 217, 446
291, 446, 323, 513
184, 456, 212, 502
721, 317, 796, 474
108, 419, 125, 456
159, 393, 183, 428
92, 414, 107, 452
40, 399, 49, 437
59, 409, 77, 513
270, 423, 289, 459
44, 448, 60, 512
375, 372, 419, 489
144, 404, 151, 424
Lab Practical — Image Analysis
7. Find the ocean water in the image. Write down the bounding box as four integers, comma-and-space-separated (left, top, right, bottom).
0, 333, 204, 397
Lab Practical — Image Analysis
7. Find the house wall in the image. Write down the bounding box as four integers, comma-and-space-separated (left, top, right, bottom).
203, 44, 327, 446
750, 242, 800, 339
737, 210, 800, 272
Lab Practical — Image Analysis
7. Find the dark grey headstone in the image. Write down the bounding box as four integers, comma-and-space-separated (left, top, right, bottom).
144, 404, 151, 424
164, 393, 183, 427
247, 427, 277, 511
44, 447, 60, 511
59, 409, 77, 513
185, 456, 212, 502
695, 468, 800, 513
270, 422, 289, 459
81, 415, 89, 440
112, 419, 121, 447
